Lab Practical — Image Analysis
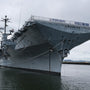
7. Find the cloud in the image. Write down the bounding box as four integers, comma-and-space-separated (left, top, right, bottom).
65, 40, 90, 60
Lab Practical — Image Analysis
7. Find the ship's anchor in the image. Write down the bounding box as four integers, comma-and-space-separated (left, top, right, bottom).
58, 39, 70, 58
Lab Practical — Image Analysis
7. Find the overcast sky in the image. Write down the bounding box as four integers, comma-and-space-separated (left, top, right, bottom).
0, 0, 90, 61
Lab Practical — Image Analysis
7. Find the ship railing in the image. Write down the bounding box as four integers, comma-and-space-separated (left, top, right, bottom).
29, 15, 90, 28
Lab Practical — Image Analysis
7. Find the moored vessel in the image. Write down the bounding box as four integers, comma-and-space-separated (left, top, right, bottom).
0, 15, 90, 75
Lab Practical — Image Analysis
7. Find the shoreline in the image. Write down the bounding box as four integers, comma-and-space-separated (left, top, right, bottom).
63, 62, 90, 65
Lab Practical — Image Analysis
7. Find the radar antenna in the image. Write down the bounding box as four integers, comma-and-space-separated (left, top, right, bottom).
1, 15, 10, 34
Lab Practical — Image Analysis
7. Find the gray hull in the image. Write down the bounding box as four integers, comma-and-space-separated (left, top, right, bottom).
0, 16, 90, 75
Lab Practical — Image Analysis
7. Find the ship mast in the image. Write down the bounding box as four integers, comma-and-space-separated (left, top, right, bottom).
0, 16, 14, 59
1, 15, 10, 34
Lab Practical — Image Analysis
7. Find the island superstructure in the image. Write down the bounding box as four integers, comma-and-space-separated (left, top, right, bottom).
0, 15, 90, 75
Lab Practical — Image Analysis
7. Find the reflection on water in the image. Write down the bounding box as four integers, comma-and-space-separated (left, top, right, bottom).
0, 68, 61, 90
61, 64, 90, 90
0, 64, 90, 90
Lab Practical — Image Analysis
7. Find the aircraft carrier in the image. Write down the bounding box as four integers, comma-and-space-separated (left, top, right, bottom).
0, 15, 90, 75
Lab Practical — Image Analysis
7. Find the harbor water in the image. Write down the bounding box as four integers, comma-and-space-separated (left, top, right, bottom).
0, 64, 90, 90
